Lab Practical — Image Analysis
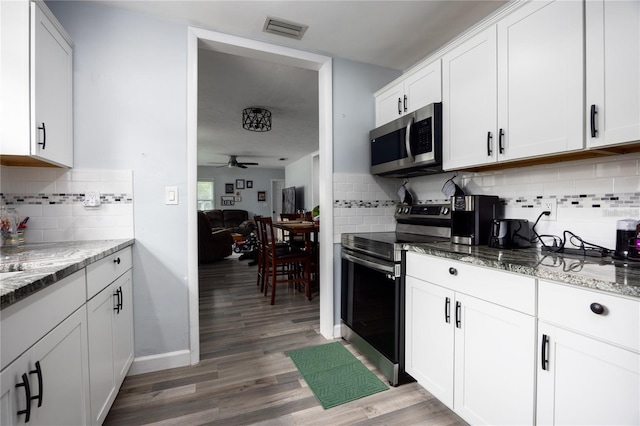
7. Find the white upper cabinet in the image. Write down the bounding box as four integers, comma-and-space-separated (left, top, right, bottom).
443, 0, 584, 170
442, 27, 498, 170
0, 0, 73, 168
375, 60, 441, 127
586, 0, 640, 149
497, 0, 584, 161
375, 81, 405, 126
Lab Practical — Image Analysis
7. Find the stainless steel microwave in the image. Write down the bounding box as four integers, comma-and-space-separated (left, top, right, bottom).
370, 102, 442, 177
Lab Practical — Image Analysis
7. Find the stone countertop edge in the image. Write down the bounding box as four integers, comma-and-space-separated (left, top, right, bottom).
1, 239, 135, 310
405, 242, 640, 300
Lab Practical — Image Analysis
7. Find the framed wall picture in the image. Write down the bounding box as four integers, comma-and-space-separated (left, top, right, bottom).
247, 180, 253, 188
221, 195, 235, 206
234, 196, 242, 202
225, 183, 234, 194
257, 191, 266, 202
236, 179, 245, 189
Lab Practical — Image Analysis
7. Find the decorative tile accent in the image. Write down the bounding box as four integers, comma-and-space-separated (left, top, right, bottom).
333, 200, 397, 208
500, 193, 640, 209
335, 193, 640, 209
0, 193, 133, 205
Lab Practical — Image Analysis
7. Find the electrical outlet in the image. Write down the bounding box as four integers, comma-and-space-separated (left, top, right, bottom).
83, 192, 101, 207
541, 198, 556, 221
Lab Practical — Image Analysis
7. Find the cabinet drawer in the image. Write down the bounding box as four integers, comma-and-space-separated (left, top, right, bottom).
1, 270, 86, 371
405, 252, 536, 315
539, 280, 640, 352
86, 247, 132, 300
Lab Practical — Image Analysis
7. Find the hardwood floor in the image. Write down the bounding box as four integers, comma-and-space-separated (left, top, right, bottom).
104, 255, 466, 425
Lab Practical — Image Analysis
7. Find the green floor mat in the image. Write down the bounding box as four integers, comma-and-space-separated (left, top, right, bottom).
288, 341, 389, 409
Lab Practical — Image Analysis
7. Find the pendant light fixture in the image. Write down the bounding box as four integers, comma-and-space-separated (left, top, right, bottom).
242, 107, 272, 132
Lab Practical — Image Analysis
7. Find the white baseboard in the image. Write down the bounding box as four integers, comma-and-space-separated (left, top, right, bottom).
127, 349, 192, 376
334, 323, 342, 339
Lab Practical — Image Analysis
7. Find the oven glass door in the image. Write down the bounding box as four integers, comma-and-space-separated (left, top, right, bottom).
341, 251, 400, 363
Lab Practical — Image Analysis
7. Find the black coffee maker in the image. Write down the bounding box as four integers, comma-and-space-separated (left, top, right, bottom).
450, 195, 500, 245
613, 219, 640, 261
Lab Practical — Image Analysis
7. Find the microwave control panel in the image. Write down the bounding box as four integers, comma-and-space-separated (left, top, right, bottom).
412, 118, 432, 155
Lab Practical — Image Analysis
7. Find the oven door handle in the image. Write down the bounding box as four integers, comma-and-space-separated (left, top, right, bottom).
341, 251, 395, 275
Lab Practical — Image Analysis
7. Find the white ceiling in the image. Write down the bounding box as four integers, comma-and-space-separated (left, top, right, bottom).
89, 0, 508, 169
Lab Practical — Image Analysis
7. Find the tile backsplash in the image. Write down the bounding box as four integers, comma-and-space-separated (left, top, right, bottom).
334, 153, 640, 249
0, 166, 134, 243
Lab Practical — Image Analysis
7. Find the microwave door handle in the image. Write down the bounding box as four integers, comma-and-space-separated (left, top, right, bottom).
405, 117, 414, 160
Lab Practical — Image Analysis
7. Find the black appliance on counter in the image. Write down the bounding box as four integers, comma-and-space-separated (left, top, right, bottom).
370, 103, 442, 178
341, 202, 451, 386
488, 219, 532, 249
451, 195, 500, 245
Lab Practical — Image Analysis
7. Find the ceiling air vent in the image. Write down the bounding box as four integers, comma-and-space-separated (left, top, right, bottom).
263, 17, 308, 40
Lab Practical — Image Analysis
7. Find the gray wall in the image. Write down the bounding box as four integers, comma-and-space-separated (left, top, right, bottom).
48, 0, 402, 358
48, 1, 190, 357
332, 59, 400, 173
197, 165, 284, 217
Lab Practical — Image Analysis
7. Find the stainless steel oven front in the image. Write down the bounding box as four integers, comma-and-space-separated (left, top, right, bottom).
340, 247, 403, 386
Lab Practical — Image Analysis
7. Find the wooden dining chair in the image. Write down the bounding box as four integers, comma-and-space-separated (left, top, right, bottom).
254, 215, 295, 293
254, 215, 267, 291
262, 216, 310, 305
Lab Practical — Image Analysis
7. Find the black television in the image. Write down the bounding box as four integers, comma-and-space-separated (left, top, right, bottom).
282, 186, 304, 214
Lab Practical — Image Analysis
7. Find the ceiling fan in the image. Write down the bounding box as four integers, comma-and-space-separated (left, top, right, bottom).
210, 155, 259, 169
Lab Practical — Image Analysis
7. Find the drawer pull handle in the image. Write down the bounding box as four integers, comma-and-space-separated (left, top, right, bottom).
541, 334, 550, 371
448, 267, 457, 276
29, 361, 43, 407
114, 257, 121, 265
455, 301, 462, 328
16, 373, 32, 422
590, 302, 605, 315
444, 297, 451, 323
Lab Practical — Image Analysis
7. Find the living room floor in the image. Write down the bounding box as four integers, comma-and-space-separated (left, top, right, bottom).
103, 256, 465, 425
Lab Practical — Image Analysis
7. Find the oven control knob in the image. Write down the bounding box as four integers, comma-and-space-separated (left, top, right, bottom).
397, 207, 402, 214
403, 207, 410, 214
442, 207, 449, 215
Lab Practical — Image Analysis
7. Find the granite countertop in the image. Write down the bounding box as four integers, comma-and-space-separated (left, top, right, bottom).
405, 242, 640, 299
0, 239, 135, 309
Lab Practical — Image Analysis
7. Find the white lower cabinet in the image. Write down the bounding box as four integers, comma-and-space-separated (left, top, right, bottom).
405, 252, 536, 425
537, 322, 639, 426
0, 246, 133, 425
405, 277, 454, 405
87, 248, 134, 426
0, 306, 90, 425
536, 280, 640, 425
453, 293, 535, 425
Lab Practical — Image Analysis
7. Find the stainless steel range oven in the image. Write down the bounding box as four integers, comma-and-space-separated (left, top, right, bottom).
340, 203, 451, 385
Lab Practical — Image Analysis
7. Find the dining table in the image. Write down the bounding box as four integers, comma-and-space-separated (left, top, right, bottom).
273, 220, 319, 299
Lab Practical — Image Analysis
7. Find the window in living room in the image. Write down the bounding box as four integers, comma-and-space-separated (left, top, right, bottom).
197, 180, 214, 210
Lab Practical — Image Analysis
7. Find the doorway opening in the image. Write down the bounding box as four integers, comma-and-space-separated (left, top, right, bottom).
187, 28, 334, 364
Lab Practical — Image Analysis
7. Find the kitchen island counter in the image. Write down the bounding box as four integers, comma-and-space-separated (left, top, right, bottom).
405, 242, 640, 299
0, 239, 134, 309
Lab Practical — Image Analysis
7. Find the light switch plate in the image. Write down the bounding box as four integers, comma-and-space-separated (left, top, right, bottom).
165, 186, 178, 205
